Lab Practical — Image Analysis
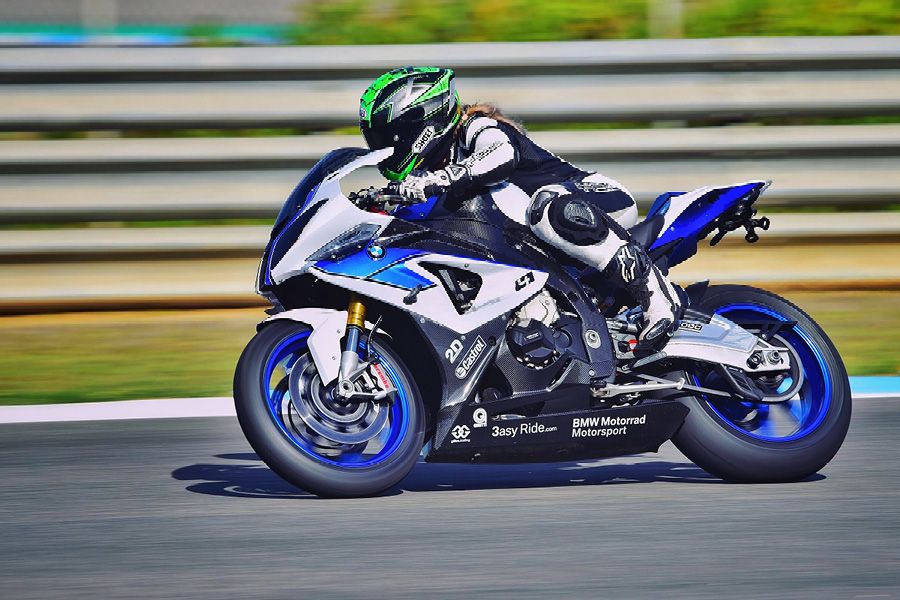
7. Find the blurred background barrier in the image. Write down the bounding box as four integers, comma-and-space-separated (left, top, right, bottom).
1, 36, 899, 313
0, 0, 896, 404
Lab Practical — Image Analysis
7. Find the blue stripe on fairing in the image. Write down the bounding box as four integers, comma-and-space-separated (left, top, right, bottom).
315, 247, 435, 290
369, 262, 435, 289
849, 376, 900, 395
316, 248, 424, 279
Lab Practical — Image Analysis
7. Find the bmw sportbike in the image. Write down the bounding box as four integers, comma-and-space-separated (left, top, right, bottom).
234, 147, 851, 497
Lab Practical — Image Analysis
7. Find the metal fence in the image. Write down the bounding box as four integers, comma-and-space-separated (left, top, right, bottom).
2, 37, 899, 310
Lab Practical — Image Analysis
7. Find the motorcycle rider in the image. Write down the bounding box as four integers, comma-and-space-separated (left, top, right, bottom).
359, 66, 682, 347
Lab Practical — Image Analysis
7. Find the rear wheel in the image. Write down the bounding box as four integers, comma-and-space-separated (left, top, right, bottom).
671, 285, 851, 482
234, 321, 425, 497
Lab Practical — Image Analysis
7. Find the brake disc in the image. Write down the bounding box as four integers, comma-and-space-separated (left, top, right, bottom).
287, 355, 389, 445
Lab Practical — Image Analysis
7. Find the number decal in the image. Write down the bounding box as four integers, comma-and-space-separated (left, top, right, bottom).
445, 339, 464, 363
515, 271, 535, 291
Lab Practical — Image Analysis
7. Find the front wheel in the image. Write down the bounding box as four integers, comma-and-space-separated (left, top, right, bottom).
234, 321, 425, 497
671, 285, 851, 483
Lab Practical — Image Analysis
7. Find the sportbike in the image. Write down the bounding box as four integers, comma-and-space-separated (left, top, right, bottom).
233, 147, 851, 497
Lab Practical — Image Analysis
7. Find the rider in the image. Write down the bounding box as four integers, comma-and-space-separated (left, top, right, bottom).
359, 66, 683, 347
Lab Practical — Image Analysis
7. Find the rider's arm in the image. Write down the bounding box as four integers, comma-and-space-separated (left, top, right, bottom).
399, 116, 519, 201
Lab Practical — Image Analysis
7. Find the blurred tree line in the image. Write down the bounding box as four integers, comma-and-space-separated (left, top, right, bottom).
290, 0, 899, 44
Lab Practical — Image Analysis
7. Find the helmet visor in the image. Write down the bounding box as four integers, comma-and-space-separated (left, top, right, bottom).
361, 125, 392, 152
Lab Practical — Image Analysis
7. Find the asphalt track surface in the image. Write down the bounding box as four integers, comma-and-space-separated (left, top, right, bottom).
1, 399, 898, 599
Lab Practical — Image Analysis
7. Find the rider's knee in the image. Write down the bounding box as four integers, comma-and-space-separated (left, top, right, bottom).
547, 196, 611, 246
528, 190, 610, 246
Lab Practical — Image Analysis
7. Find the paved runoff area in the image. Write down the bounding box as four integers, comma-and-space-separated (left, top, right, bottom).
0, 397, 898, 599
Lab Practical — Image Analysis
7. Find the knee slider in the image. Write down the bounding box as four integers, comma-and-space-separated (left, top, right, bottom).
527, 189, 558, 226
547, 197, 609, 246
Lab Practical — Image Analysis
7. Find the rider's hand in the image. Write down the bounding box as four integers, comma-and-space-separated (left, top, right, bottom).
398, 169, 451, 203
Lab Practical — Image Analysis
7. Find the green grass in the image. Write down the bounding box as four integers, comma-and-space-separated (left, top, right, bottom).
0, 310, 261, 405
0, 291, 896, 405
290, 0, 900, 45
784, 291, 900, 377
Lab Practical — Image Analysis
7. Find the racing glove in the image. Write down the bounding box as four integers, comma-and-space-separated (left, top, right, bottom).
398, 169, 452, 203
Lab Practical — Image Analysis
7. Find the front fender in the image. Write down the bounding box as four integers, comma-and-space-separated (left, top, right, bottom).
261, 308, 348, 386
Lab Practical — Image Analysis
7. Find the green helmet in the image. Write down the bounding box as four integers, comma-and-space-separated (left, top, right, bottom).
359, 66, 461, 181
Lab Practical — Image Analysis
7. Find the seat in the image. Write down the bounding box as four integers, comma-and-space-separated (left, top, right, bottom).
627, 215, 665, 249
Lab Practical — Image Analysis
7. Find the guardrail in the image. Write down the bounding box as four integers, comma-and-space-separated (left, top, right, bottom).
1, 37, 898, 310
2, 37, 899, 132
3, 36, 899, 82
1, 124, 899, 223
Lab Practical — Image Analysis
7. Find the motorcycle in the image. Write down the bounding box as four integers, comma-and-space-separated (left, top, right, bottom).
233, 147, 851, 498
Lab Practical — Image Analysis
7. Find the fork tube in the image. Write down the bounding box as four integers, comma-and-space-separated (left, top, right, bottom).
339, 294, 366, 381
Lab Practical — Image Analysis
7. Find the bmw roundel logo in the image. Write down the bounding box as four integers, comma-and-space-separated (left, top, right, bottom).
367, 244, 385, 259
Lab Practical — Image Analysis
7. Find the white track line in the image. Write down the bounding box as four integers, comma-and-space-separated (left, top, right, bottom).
0, 397, 235, 424
0, 393, 897, 425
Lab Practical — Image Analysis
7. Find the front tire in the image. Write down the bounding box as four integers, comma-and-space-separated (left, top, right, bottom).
234, 321, 425, 497
671, 285, 851, 483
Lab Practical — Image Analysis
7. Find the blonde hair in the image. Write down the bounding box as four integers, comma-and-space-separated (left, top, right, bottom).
463, 103, 525, 133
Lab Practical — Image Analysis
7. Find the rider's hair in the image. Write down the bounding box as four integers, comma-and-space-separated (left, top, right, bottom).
463, 103, 525, 133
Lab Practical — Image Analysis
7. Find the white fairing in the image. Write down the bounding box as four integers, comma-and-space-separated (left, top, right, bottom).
312, 254, 547, 334
264, 151, 783, 382
268, 148, 548, 338
270, 193, 393, 284
656, 180, 770, 235
270, 149, 395, 285
264, 308, 348, 385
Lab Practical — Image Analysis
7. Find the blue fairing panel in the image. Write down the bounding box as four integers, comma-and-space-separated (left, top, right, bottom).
369, 263, 435, 289
646, 191, 685, 218
393, 195, 440, 221
314, 247, 434, 290
649, 182, 764, 267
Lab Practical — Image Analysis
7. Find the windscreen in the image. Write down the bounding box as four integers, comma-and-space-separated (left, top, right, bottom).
271, 147, 370, 235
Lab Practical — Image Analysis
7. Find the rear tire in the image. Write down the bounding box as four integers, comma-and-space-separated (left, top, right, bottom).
671, 285, 851, 483
234, 321, 425, 497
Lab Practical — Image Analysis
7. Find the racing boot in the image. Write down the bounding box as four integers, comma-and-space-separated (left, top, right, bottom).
527, 188, 682, 349
614, 246, 684, 347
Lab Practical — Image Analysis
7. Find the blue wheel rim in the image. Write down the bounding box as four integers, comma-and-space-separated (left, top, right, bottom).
262, 331, 411, 468
698, 303, 832, 443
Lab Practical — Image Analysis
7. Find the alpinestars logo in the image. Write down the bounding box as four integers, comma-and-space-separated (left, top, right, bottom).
455, 336, 486, 379
616, 246, 637, 282
451, 425, 471, 443
473, 407, 488, 428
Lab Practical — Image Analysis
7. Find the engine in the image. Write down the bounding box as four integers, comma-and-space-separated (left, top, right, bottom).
507, 290, 572, 369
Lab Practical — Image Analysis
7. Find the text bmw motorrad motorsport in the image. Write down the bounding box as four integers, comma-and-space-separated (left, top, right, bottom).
232, 148, 851, 498
571, 414, 646, 438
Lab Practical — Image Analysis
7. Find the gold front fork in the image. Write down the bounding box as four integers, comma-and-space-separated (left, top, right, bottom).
346, 293, 366, 330
338, 294, 366, 394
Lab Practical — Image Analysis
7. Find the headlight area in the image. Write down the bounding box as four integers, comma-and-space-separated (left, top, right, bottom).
306, 223, 382, 263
